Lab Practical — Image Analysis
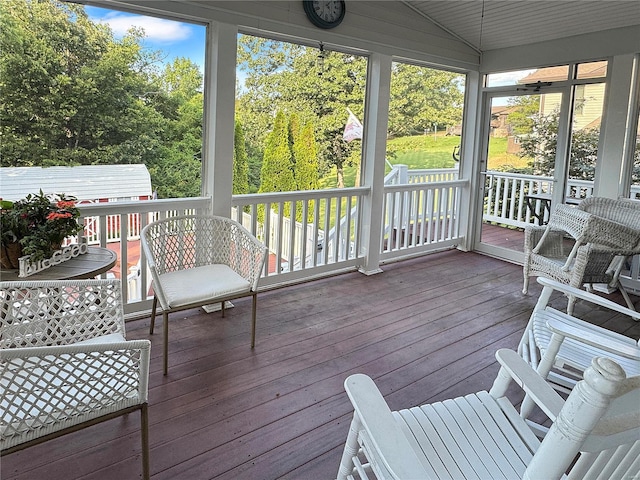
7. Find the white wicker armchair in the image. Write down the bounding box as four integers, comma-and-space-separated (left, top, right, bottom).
523, 197, 640, 314
141, 215, 267, 375
0, 279, 151, 479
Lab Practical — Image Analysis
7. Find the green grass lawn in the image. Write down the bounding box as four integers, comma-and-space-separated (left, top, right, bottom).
319, 134, 530, 188
319, 134, 460, 188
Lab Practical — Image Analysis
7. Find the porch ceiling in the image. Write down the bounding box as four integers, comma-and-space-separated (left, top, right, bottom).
402, 0, 640, 52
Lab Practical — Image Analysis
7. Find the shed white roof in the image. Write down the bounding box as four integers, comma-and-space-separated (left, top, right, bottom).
0, 165, 152, 202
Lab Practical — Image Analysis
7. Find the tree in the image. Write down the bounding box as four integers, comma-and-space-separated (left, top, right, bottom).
0, 0, 166, 167
518, 110, 598, 180
236, 36, 367, 189
233, 120, 250, 195
147, 58, 204, 198
237, 36, 468, 189
387, 63, 464, 137
290, 115, 318, 221
1, 1, 207, 199
506, 96, 540, 135
291, 119, 319, 192
259, 111, 296, 195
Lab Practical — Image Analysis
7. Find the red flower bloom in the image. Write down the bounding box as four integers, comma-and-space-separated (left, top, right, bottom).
47, 211, 73, 221
56, 200, 76, 209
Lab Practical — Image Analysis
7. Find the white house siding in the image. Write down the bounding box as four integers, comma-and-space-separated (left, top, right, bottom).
540, 85, 605, 131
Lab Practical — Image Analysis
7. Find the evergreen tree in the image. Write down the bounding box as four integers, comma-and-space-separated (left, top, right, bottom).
292, 120, 318, 191
292, 120, 319, 221
259, 111, 296, 216
233, 120, 250, 195
288, 114, 319, 220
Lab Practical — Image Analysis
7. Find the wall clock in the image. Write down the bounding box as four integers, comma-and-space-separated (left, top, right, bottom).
303, 1, 346, 29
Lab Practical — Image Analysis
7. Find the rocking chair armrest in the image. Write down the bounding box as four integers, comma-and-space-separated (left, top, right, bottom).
545, 317, 640, 359
536, 277, 640, 321
343, 374, 427, 479
583, 376, 640, 451
491, 349, 565, 421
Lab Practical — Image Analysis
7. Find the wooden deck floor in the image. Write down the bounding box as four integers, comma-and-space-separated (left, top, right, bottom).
3, 249, 640, 480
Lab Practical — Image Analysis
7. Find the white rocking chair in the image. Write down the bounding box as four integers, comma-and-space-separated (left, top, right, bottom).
518, 277, 640, 394
1, 279, 151, 479
337, 349, 639, 480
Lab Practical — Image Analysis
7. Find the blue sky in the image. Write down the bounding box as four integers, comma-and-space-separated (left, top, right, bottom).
85, 6, 206, 72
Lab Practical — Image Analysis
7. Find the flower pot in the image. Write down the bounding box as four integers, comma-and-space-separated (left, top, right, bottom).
1, 242, 22, 270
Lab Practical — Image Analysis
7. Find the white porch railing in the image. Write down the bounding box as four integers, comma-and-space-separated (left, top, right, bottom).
483, 171, 555, 228
74, 166, 621, 316
231, 188, 368, 287
384, 164, 459, 185
381, 179, 467, 260
481, 171, 610, 228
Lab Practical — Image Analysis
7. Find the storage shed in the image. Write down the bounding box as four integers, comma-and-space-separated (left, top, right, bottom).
0, 165, 153, 203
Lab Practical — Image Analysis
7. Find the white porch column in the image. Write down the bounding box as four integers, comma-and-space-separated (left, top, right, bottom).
458, 69, 481, 252
594, 54, 639, 199
358, 53, 392, 276
202, 21, 238, 216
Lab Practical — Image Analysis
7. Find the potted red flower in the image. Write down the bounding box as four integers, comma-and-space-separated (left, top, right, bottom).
1, 191, 83, 269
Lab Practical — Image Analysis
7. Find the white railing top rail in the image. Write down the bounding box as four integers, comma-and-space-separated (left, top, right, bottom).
407, 167, 459, 176
484, 170, 555, 183
384, 167, 401, 184
78, 196, 211, 216
384, 179, 467, 193
233, 187, 369, 205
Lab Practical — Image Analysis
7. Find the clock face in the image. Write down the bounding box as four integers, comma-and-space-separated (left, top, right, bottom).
303, 1, 346, 29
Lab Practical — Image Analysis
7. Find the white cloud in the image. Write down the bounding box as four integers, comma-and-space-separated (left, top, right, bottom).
487, 70, 535, 87
98, 12, 192, 43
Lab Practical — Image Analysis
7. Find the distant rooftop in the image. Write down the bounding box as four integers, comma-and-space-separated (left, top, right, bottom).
0, 165, 152, 202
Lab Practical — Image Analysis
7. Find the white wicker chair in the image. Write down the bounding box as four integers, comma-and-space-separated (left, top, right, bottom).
337, 349, 640, 480
1, 279, 151, 479
522, 197, 640, 314
141, 215, 267, 375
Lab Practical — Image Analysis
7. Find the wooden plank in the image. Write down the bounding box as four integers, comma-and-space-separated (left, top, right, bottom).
3, 249, 637, 480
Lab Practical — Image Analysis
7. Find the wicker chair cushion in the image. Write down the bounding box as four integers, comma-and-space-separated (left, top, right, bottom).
158, 264, 251, 309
